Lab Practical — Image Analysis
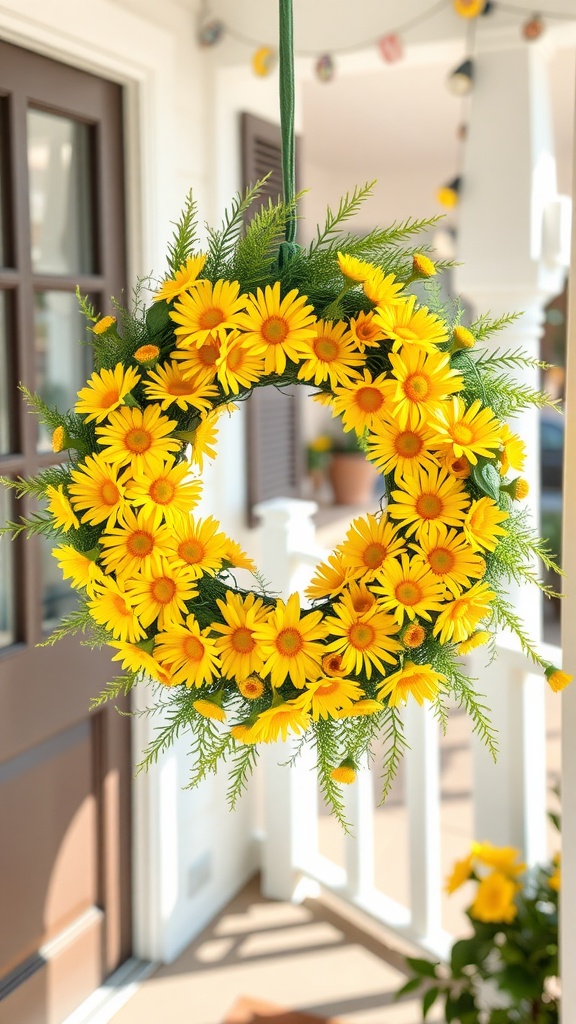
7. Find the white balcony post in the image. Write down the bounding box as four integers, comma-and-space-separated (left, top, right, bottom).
453, 35, 565, 864
343, 766, 375, 898
404, 702, 442, 941
254, 497, 320, 900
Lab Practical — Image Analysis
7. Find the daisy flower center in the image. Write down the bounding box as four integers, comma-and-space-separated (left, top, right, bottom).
227, 347, 244, 371
184, 635, 205, 661
415, 493, 443, 519
403, 373, 430, 402
100, 388, 120, 407
125, 428, 152, 454
395, 580, 422, 606
404, 623, 426, 647
168, 379, 198, 396
113, 595, 131, 617
396, 431, 422, 457
276, 627, 304, 657
198, 307, 224, 330
127, 531, 154, 557
199, 342, 219, 366
349, 622, 375, 650
150, 478, 176, 504
357, 322, 377, 341
428, 547, 456, 574
100, 481, 120, 506
151, 577, 177, 603
262, 316, 289, 344
241, 678, 263, 698
451, 423, 474, 445
178, 539, 205, 564
322, 654, 345, 676
231, 626, 256, 654
449, 599, 467, 620
356, 386, 384, 413
313, 336, 339, 361
363, 542, 387, 570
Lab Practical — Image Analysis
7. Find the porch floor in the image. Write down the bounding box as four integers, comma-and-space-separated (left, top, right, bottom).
108, 876, 442, 1024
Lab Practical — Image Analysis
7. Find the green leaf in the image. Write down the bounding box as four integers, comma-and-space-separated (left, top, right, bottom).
405, 956, 438, 979
471, 457, 501, 501
145, 300, 171, 336
423, 986, 440, 1018
395, 976, 423, 999
450, 937, 482, 977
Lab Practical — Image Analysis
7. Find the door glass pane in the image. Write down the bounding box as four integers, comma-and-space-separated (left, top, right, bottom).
0, 100, 8, 268
34, 291, 92, 452
27, 109, 94, 275
40, 533, 77, 634
0, 291, 14, 454
0, 489, 16, 648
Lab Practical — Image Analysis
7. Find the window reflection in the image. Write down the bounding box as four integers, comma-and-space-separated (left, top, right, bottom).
0, 488, 16, 648
34, 291, 92, 452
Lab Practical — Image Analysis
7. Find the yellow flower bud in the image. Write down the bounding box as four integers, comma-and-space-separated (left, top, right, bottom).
330, 758, 357, 785
453, 326, 475, 350
92, 315, 117, 335
412, 253, 436, 278
545, 666, 573, 693
403, 623, 426, 649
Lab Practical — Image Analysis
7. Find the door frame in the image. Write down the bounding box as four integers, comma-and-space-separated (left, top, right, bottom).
0, 0, 183, 965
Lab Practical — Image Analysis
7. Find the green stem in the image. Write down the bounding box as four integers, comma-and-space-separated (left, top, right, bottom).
279, 0, 296, 244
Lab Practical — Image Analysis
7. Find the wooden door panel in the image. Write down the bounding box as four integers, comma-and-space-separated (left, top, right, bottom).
0, 40, 131, 1023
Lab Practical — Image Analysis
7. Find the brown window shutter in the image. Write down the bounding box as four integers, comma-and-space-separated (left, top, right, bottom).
241, 113, 304, 526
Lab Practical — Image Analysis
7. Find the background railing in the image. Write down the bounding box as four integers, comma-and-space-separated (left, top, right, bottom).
255, 497, 561, 959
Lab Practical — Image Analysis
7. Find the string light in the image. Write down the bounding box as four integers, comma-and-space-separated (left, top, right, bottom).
448, 57, 475, 94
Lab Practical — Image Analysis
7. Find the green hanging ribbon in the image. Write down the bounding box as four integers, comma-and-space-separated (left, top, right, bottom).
278, 0, 297, 255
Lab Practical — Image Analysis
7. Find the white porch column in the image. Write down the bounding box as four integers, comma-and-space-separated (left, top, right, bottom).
453, 35, 565, 860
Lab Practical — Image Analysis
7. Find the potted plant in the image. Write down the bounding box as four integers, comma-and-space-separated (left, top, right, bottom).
328, 430, 381, 506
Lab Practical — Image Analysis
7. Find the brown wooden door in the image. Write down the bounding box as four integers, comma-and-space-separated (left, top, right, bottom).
0, 42, 132, 1024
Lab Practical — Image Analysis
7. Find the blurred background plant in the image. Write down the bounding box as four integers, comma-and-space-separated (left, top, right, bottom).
398, 836, 561, 1022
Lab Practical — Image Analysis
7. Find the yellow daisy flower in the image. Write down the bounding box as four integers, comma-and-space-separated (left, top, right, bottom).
445, 854, 473, 894
366, 410, 438, 481
68, 453, 127, 527
472, 841, 526, 877
340, 513, 406, 580
372, 554, 447, 624
171, 335, 221, 383
170, 278, 247, 345
221, 535, 257, 572
429, 397, 502, 465
53, 544, 104, 596
249, 701, 311, 744
88, 576, 146, 643
305, 552, 351, 601
498, 423, 526, 476
329, 369, 389, 434
153, 254, 207, 303
452, 325, 475, 350
293, 676, 363, 720
252, 592, 327, 689
110, 640, 175, 686
383, 347, 464, 428
215, 329, 266, 395
374, 295, 449, 353
433, 580, 495, 644
388, 463, 469, 539
143, 360, 218, 412
363, 268, 405, 307
99, 506, 173, 580
378, 661, 446, 707
125, 565, 198, 630
409, 523, 486, 597
46, 484, 79, 532
297, 320, 365, 388
470, 872, 518, 925
235, 282, 317, 375
154, 613, 222, 688
238, 676, 266, 700
439, 450, 472, 479
336, 252, 376, 283
402, 622, 427, 649
193, 698, 226, 723
348, 310, 385, 350
133, 344, 160, 364
456, 630, 491, 654
463, 497, 509, 552
167, 514, 228, 578
545, 666, 573, 692
51, 425, 66, 452
75, 363, 141, 423
211, 591, 268, 681
96, 404, 180, 477
124, 458, 202, 527
324, 596, 401, 677
338, 699, 383, 717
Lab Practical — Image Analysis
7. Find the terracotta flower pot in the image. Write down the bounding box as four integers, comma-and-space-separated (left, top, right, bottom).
328, 452, 380, 506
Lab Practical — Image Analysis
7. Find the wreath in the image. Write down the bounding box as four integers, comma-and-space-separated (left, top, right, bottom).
1, 182, 568, 823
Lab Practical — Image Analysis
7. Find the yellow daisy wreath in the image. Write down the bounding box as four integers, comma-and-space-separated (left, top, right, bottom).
1, 183, 568, 822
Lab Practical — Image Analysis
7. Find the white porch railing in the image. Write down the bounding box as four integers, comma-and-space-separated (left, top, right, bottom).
254, 497, 562, 961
